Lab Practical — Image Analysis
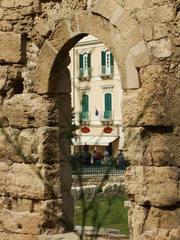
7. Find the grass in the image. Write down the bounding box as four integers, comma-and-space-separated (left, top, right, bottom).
74, 196, 129, 235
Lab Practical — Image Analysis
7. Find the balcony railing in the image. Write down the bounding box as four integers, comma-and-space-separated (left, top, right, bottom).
79, 68, 91, 79
80, 111, 89, 122
101, 66, 114, 77
74, 111, 114, 123
103, 110, 112, 120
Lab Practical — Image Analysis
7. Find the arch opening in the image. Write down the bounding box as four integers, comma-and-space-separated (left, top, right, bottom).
49, 33, 129, 236
33, 5, 149, 238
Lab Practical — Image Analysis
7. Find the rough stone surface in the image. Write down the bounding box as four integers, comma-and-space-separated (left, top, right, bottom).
0, 32, 23, 63
0, 0, 179, 239
0, 94, 59, 128
126, 166, 180, 207
147, 38, 172, 58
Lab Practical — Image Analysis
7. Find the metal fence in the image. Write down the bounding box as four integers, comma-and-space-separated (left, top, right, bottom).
72, 165, 125, 176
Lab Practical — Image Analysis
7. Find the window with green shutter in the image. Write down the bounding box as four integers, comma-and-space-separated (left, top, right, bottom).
79, 53, 91, 78
79, 54, 83, 77
81, 94, 89, 120
101, 50, 114, 76
101, 50, 106, 75
104, 93, 112, 119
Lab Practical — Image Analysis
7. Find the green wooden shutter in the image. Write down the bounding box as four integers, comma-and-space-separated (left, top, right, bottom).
110, 52, 114, 66
79, 54, 83, 68
101, 50, 106, 75
79, 54, 83, 77
101, 51, 106, 66
105, 93, 112, 111
88, 53, 91, 68
82, 94, 89, 112
104, 93, 112, 119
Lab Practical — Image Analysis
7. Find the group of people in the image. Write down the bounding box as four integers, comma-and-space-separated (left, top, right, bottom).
72, 148, 126, 169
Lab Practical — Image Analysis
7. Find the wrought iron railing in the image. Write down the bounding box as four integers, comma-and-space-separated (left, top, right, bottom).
103, 110, 112, 120
79, 68, 91, 78
101, 66, 114, 76
80, 111, 89, 122
72, 165, 125, 176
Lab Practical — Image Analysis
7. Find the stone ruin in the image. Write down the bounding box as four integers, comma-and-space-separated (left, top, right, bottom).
0, 0, 179, 239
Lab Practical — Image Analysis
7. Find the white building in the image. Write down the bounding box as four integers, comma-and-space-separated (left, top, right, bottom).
69, 35, 124, 157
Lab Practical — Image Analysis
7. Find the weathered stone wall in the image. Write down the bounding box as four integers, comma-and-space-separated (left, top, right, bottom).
0, 0, 179, 240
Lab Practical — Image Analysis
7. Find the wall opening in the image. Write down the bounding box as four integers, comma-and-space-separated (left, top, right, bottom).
50, 33, 129, 237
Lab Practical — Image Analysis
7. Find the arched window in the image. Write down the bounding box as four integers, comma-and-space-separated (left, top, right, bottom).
81, 94, 89, 120
104, 93, 112, 119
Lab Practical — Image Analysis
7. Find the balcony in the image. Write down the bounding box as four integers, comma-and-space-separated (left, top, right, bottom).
100, 66, 114, 78
79, 68, 91, 80
101, 111, 113, 124
80, 111, 90, 123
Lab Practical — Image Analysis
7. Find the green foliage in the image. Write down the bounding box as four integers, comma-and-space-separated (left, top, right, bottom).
74, 196, 129, 235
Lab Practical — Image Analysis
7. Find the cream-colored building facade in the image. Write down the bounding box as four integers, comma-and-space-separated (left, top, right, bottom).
69, 35, 124, 156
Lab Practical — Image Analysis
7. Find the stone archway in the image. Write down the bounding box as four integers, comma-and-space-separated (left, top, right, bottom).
33, 2, 150, 237
34, 5, 149, 93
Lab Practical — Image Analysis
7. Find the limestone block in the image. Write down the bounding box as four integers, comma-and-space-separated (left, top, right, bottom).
128, 204, 149, 240
134, 6, 159, 25
14, 0, 33, 7
0, 161, 62, 199
49, 54, 71, 94
6, 197, 33, 212
0, 21, 13, 31
39, 163, 62, 198
1, 0, 14, 8
143, 207, 180, 236
33, 0, 41, 13
168, 229, 180, 240
124, 127, 144, 165
1, 163, 45, 199
0, 127, 22, 163
143, 23, 153, 42
122, 65, 175, 127
154, 23, 168, 40
113, 12, 143, 49
125, 126, 180, 167
147, 38, 172, 58
0, 32, 22, 63
0, 209, 41, 234
92, 0, 122, 21
21, 6, 34, 15
171, 85, 180, 126
122, 89, 171, 127
0, 232, 38, 240
126, 166, 179, 207
125, 0, 145, 11
159, 5, 176, 23
34, 41, 58, 94
0, 94, 59, 128
35, 18, 52, 37
0, 8, 4, 19
0, 65, 8, 89
143, 131, 180, 167
37, 126, 71, 164
19, 128, 39, 159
